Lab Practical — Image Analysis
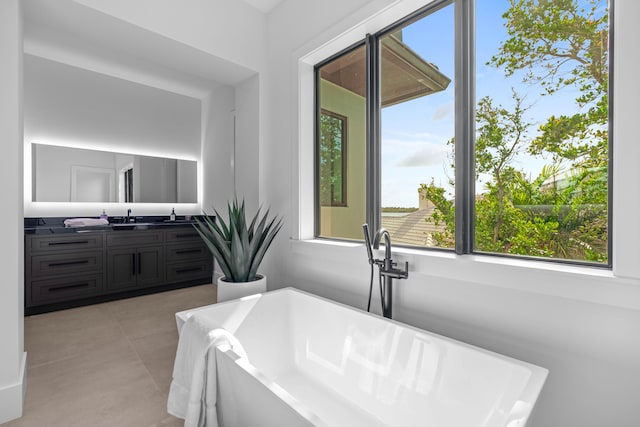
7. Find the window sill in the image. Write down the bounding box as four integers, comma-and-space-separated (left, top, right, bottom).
291, 238, 640, 311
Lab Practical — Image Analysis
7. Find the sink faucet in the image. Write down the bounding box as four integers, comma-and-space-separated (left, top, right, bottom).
126, 208, 132, 223
363, 225, 409, 319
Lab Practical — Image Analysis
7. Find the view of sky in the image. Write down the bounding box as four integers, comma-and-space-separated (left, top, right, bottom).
380, 0, 601, 208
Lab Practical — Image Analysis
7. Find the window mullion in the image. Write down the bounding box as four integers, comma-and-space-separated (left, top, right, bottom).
366, 33, 381, 236
454, 0, 475, 254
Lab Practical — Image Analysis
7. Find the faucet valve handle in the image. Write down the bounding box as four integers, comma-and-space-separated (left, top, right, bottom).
401, 261, 409, 278
394, 261, 409, 279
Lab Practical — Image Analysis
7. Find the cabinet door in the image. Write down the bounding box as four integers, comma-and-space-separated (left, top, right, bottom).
136, 246, 165, 288
106, 248, 137, 291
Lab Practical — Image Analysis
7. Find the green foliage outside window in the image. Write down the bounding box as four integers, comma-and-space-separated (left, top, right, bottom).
319, 112, 347, 206
422, 0, 609, 263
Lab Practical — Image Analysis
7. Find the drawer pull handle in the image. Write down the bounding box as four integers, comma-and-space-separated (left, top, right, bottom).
49, 283, 90, 292
175, 249, 203, 255
48, 260, 90, 267
48, 240, 90, 246
175, 233, 198, 238
176, 267, 201, 274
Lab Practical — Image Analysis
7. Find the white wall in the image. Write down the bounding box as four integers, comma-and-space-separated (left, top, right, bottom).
200, 75, 262, 216
24, 55, 201, 159
73, 0, 267, 76
264, 1, 640, 426
235, 74, 260, 215
201, 84, 236, 213
0, 0, 26, 423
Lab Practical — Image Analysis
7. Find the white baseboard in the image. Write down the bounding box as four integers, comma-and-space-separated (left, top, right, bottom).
0, 352, 27, 423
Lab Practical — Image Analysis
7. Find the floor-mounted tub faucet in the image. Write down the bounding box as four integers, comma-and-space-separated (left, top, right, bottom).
363, 224, 409, 319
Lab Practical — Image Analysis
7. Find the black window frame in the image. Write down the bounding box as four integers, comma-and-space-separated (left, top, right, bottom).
313, 0, 613, 268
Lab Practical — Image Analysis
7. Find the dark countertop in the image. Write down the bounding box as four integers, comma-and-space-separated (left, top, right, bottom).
24, 216, 210, 235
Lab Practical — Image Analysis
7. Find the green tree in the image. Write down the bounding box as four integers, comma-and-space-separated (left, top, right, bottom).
491, 0, 609, 168
475, 91, 532, 243
422, 0, 608, 262
319, 113, 345, 206
420, 179, 455, 247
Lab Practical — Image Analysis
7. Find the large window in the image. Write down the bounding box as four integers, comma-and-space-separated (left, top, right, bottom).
315, 0, 611, 266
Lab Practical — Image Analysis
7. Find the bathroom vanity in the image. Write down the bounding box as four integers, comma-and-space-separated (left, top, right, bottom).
24, 219, 213, 315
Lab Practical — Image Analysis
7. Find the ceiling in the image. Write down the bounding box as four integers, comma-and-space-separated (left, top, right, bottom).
240, 0, 285, 13
22, 0, 259, 99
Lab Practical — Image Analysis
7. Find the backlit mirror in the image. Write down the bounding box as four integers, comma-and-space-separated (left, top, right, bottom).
32, 144, 198, 203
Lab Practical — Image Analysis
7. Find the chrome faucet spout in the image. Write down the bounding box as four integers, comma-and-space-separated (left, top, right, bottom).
372, 228, 392, 260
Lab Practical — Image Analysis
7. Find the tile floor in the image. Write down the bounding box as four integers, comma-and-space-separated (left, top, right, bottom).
6, 284, 217, 427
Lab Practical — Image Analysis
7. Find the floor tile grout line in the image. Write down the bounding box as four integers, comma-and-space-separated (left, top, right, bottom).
111, 311, 168, 396
15, 285, 215, 427
25, 305, 125, 370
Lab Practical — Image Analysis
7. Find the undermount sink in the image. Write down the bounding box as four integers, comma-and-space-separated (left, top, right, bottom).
111, 222, 154, 230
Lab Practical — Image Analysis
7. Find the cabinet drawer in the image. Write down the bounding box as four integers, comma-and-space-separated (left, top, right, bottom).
165, 228, 202, 242
166, 243, 210, 263
29, 234, 103, 253
106, 231, 163, 247
30, 274, 103, 305
31, 251, 103, 277
166, 260, 213, 283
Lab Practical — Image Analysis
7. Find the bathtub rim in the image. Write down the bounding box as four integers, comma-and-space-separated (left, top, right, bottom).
176, 286, 549, 426
215, 344, 330, 427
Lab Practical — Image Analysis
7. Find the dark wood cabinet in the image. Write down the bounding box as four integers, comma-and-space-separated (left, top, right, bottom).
106, 245, 164, 291
29, 234, 103, 252
137, 246, 165, 287
25, 225, 212, 314
106, 248, 137, 290
25, 234, 106, 309
165, 228, 213, 285
106, 231, 165, 292
31, 251, 103, 278
30, 274, 104, 305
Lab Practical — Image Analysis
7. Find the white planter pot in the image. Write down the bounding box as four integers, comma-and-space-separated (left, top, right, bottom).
216, 274, 266, 303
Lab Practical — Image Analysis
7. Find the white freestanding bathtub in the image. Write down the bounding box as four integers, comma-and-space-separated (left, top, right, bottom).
175, 288, 548, 427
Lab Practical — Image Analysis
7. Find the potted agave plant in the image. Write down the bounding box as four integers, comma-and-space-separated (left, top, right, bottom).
194, 198, 283, 303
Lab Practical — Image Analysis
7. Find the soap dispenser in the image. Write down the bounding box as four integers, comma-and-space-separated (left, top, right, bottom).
170, 208, 176, 222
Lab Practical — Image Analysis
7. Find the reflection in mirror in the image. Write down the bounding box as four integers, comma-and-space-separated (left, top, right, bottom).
32, 144, 198, 203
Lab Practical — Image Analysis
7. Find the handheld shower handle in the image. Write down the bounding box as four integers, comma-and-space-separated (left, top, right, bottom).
362, 224, 374, 264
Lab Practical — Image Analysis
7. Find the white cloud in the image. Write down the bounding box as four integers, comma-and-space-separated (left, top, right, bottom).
396, 143, 449, 167
431, 101, 453, 121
